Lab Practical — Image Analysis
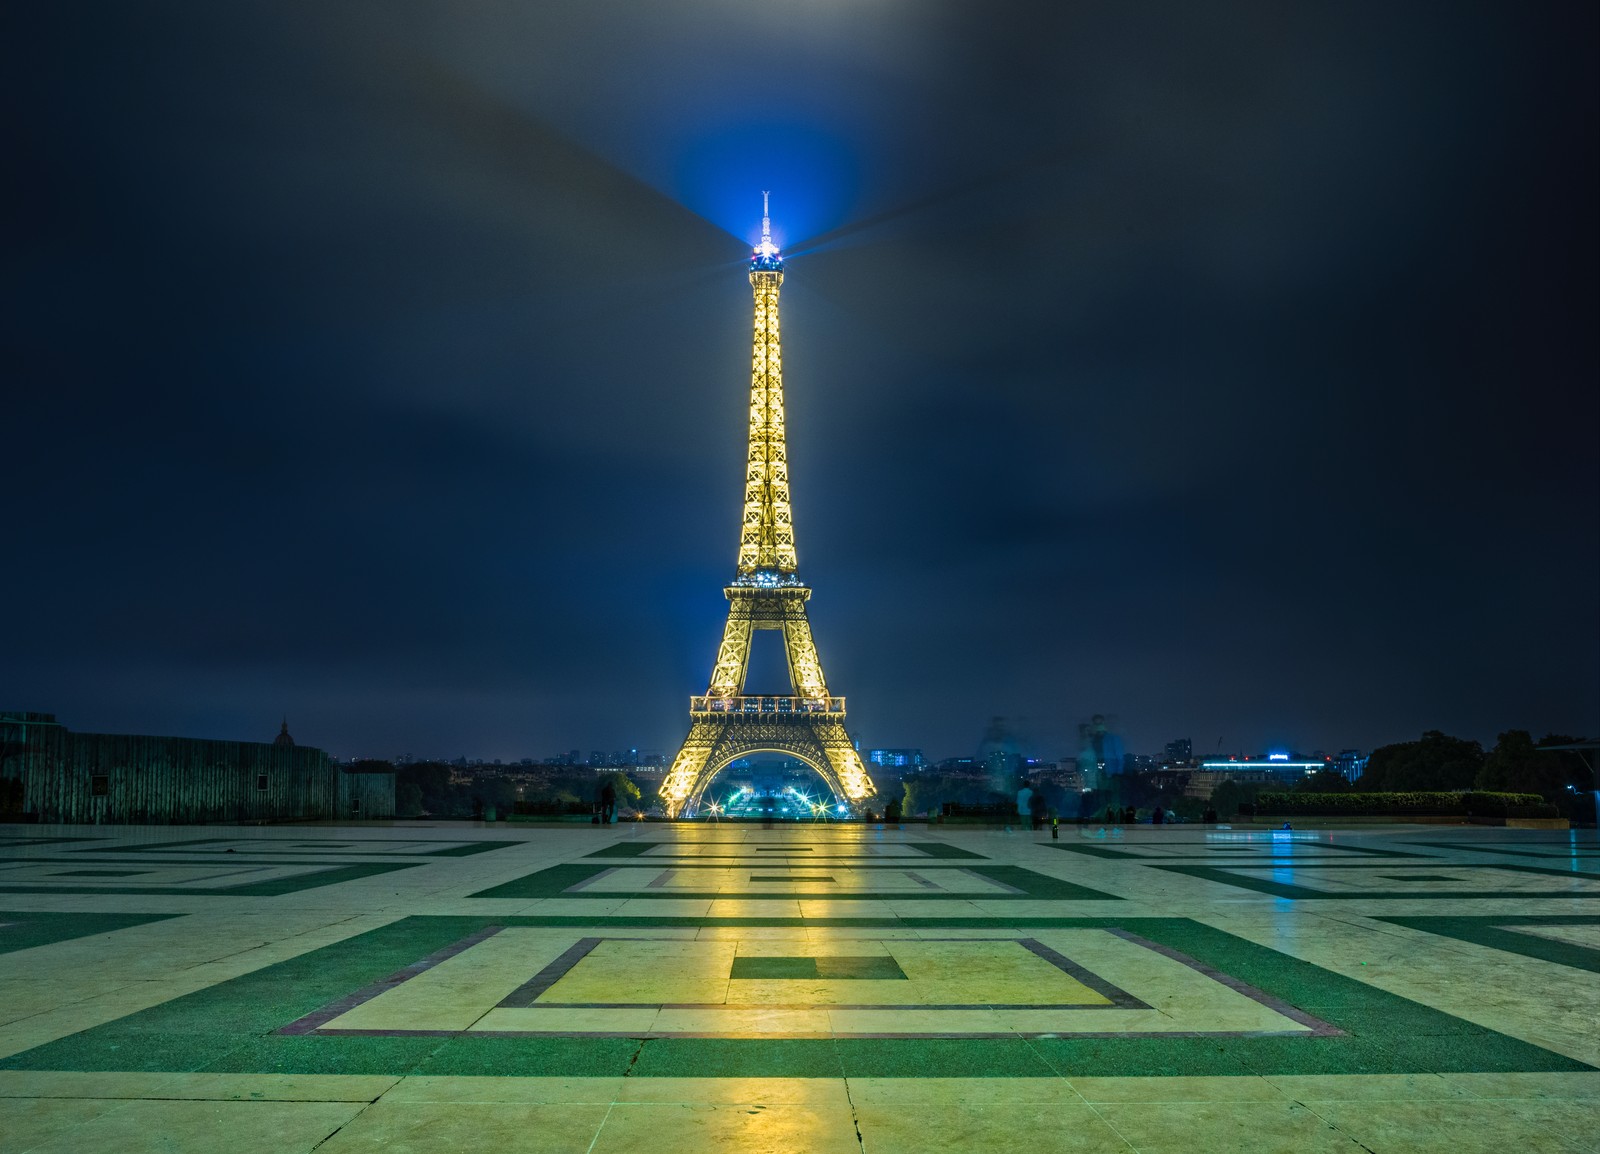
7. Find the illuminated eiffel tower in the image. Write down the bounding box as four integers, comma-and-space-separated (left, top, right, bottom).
659, 196, 875, 818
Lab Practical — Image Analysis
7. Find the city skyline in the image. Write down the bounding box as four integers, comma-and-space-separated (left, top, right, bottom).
298, 730, 1401, 777
3, 4, 1595, 764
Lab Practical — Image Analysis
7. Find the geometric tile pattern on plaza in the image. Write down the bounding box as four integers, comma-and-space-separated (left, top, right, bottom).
80, 837, 524, 857
1, 822, 1598, 1152
1139, 863, 1600, 901
0, 858, 425, 897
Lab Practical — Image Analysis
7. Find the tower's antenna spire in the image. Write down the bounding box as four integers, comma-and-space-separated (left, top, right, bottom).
753, 192, 781, 266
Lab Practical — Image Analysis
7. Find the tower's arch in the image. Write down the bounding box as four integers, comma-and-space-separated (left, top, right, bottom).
685, 746, 849, 815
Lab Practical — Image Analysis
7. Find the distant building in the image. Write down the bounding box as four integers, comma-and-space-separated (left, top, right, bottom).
273, 719, 295, 748
1077, 715, 1124, 789
1183, 756, 1327, 798
1199, 756, 1326, 775
1034, 763, 1087, 791
0, 710, 392, 823
1163, 738, 1192, 766
1333, 749, 1368, 782
977, 717, 1022, 778
868, 748, 925, 770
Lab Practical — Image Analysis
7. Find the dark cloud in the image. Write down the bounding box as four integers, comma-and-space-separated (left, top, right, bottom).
1, 1, 1594, 761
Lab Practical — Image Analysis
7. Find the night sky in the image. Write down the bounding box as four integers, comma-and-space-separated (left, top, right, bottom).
3, 2, 1596, 764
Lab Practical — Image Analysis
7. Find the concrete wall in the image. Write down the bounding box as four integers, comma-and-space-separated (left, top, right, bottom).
0, 711, 393, 824
338, 766, 396, 820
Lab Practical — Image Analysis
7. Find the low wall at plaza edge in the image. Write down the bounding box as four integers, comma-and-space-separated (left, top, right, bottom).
0, 710, 393, 824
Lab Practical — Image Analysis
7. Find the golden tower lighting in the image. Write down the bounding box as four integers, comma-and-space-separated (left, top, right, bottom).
659, 195, 875, 818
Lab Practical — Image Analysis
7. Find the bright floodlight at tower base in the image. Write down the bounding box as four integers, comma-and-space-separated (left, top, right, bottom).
659, 198, 873, 818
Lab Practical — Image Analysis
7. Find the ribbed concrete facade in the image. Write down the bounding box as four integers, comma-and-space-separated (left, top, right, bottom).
0, 711, 392, 823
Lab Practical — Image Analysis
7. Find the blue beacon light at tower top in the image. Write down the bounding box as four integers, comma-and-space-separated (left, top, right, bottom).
751, 191, 784, 272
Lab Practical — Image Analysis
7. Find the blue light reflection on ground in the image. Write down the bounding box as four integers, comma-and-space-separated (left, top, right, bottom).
1204, 830, 1324, 848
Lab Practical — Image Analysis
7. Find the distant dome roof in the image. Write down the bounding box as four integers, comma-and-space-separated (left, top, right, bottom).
273, 719, 295, 747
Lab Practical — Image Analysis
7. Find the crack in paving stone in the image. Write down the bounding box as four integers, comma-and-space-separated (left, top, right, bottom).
308, 1097, 378, 1151
843, 1077, 867, 1154
621, 1038, 648, 1077
584, 1103, 617, 1154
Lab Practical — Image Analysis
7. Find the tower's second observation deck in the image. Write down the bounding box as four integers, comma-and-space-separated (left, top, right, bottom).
689, 695, 846, 718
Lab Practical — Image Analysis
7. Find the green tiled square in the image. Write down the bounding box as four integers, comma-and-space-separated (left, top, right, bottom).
729, 955, 907, 980
1234, 1035, 1407, 1077
1322, 1006, 1491, 1038
629, 1038, 844, 1079
837, 1037, 1054, 1078
1378, 874, 1459, 882
1374, 1033, 1587, 1074
817, 955, 907, 980
0, 860, 421, 897
585, 841, 658, 858
3, 1030, 251, 1074
731, 956, 821, 979
1031, 1036, 1255, 1079
1150, 862, 1600, 902
414, 1036, 640, 1078
749, 874, 835, 882
0, 910, 181, 956
908, 843, 987, 859
202, 1034, 443, 1076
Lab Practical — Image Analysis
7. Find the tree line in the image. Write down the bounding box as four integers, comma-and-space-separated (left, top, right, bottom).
349, 761, 643, 819
896, 729, 1592, 823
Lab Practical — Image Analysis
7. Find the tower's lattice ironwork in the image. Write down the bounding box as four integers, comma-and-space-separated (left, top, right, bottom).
660, 197, 874, 818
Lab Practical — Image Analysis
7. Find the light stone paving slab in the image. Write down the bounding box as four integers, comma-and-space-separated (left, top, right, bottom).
852, 1101, 1135, 1153
378, 1075, 627, 1103
1298, 1097, 1598, 1154
15, 1098, 367, 1154
314, 1100, 612, 1154
0, 1070, 400, 1101
0, 1096, 133, 1154
589, 1101, 864, 1154
1090, 1099, 1370, 1153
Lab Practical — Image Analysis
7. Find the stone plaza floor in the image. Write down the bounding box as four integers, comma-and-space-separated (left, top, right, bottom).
1, 821, 1598, 1152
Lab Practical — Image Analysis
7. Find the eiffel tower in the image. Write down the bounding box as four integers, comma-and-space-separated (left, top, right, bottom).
659, 196, 875, 819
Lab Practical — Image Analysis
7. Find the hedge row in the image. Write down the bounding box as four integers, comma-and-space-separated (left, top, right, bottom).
1254, 791, 1553, 817
512, 800, 594, 816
